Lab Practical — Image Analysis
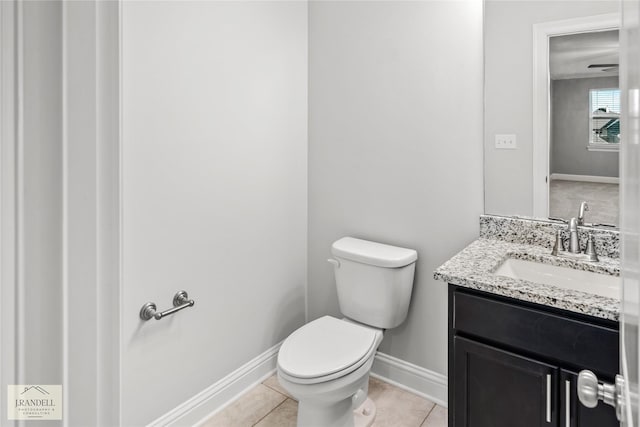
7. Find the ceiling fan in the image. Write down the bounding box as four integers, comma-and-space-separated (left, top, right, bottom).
588, 63, 619, 72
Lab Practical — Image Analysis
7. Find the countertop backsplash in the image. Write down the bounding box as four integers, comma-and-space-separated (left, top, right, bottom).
480, 214, 619, 259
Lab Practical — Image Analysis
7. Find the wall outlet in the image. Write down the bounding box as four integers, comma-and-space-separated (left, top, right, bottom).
495, 134, 517, 149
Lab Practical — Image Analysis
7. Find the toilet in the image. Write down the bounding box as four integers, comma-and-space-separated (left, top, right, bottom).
277, 237, 418, 427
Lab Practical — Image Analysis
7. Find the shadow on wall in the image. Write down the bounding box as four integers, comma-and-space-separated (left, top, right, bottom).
271, 292, 307, 348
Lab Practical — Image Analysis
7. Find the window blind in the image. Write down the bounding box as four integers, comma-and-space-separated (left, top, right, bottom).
590, 88, 621, 114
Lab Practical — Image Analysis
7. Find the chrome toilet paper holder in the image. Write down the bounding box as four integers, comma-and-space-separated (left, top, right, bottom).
140, 291, 195, 321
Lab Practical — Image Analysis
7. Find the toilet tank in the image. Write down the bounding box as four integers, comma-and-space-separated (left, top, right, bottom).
330, 237, 418, 329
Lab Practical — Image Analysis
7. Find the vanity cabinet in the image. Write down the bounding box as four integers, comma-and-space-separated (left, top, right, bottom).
448, 285, 619, 427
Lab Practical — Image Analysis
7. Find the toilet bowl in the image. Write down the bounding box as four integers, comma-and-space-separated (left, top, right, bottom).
277, 237, 418, 427
277, 316, 383, 427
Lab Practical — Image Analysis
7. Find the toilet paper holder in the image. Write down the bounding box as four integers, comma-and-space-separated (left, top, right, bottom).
140, 291, 195, 321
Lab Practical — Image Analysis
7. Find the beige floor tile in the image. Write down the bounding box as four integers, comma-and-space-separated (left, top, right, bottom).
201, 384, 287, 427
262, 374, 295, 400
368, 377, 435, 427
254, 398, 298, 427
421, 405, 447, 427
201, 376, 439, 427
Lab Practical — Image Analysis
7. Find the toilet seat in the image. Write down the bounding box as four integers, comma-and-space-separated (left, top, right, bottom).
278, 316, 382, 385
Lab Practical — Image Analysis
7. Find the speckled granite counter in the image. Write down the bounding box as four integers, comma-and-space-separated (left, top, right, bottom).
480, 214, 619, 259
434, 217, 621, 321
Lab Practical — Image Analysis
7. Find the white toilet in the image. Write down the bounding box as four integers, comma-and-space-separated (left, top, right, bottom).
277, 237, 417, 427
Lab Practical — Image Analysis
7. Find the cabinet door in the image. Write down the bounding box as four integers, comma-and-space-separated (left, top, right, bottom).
559, 370, 618, 427
453, 336, 559, 427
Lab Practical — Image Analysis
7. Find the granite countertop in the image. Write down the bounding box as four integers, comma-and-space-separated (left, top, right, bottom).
434, 238, 620, 321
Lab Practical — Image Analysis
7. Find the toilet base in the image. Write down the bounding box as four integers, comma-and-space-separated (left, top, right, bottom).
353, 397, 376, 427
296, 396, 377, 427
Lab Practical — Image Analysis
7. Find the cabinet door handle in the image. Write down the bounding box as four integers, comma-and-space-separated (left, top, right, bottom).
546, 374, 552, 423
565, 380, 571, 427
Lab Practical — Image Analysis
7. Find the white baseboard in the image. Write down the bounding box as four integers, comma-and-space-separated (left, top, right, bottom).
371, 352, 448, 408
550, 173, 619, 184
147, 342, 281, 427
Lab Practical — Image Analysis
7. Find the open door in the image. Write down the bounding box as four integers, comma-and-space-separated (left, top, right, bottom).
576, 2, 640, 425
620, 0, 640, 424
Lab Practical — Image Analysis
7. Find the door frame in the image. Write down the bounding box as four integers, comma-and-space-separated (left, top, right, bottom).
1, 1, 20, 425
532, 13, 620, 218
0, 2, 123, 425
62, 1, 122, 424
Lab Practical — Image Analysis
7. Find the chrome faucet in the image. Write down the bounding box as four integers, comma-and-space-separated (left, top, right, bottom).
578, 201, 589, 226
567, 217, 581, 253
550, 217, 599, 262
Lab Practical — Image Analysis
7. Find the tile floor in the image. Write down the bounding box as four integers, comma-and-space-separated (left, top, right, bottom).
202, 375, 447, 427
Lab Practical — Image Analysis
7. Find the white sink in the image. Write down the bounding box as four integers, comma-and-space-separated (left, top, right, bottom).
493, 258, 620, 299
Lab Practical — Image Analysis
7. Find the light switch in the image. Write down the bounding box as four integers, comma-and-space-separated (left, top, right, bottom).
495, 134, 517, 149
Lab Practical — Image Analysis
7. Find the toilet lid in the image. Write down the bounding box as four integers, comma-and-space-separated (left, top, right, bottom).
278, 316, 378, 380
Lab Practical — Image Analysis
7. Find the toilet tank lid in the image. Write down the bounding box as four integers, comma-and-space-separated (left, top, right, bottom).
331, 237, 417, 268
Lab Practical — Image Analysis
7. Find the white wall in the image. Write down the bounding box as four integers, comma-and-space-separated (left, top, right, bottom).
120, 2, 307, 425
308, 0, 484, 378
484, 0, 619, 217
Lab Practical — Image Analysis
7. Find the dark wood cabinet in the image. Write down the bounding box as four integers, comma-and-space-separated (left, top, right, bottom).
454, 336, 559, 427
448, 285, 619, 427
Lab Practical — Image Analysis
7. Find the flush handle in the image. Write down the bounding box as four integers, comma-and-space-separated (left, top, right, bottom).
327, 258, 340, 268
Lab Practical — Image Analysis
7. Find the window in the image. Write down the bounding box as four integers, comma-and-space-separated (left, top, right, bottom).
589, 88, 620, 150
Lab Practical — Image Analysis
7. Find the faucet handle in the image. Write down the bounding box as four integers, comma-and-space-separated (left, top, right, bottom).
551, 230, 564, 255
584, 233, 599, 262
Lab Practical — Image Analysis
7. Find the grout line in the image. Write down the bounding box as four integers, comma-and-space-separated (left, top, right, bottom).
251, 397, 289, 427
262, 384, 290, 399
261, 376, 295, 400
200, 383, 286, 427
418, 403, 437, 427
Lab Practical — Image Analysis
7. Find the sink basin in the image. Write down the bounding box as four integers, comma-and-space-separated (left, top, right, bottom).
493, 258, 620, 299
